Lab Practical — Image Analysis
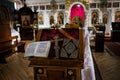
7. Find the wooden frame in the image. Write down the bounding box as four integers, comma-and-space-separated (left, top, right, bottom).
18, 5, 35, 40
90, 3, 96, 8
21, 15, 31, 28
18, 5, 33, 28
113, 2, 119, 8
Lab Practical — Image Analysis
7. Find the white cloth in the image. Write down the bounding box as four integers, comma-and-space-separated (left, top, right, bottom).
81, 28, 96, 80
11, 28, 21, 44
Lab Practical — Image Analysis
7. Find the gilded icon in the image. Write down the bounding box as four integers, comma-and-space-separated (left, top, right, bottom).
92, 11, 98, 24
103, 14, 108, 24
21, 15, 30, 27
38, 13, 43, 25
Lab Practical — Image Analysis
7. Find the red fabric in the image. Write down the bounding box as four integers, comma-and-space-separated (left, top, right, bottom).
39, 29, 79, 58
70, 4, 84, 21
40, 29, 79, 41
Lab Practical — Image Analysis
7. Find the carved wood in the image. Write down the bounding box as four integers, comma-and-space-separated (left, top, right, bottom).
18, 5, 34, 40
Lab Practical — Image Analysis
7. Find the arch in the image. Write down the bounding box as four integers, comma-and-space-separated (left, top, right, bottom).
68, 2, 86, 27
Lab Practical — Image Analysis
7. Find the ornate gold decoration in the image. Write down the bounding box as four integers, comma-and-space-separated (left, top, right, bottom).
50, 0, 57, 13
38, 69, 43, 74
68, 70, 74, 76
66, 0, 89, 10
115, 11, 120, 22
100, 0, 107, 12
103, 14, 108, 24
66, 0, 74, 9
91, 11, 98, 25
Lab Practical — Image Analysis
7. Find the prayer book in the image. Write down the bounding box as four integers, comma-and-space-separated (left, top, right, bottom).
24, 41, 51, 57
60, 39, 79, 58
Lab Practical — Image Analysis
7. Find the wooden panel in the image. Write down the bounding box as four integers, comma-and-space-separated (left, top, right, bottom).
33, 66, 81, 80
0, 5, 11, 57
0, 5, 20, 63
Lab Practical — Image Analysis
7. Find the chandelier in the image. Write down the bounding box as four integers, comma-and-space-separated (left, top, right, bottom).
50, 0, 57, 13
100, 0, 107, 12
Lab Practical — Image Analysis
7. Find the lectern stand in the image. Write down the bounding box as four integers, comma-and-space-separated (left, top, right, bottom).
29, 28, 84, 80
95, 31, 104, 52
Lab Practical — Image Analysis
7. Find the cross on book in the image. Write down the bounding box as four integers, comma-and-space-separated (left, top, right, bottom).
54, 36, 60, 58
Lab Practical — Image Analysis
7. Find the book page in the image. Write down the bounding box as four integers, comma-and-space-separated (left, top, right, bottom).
24, 42, 37, 57
34, 41, 51, 57
24, 41, 51, 57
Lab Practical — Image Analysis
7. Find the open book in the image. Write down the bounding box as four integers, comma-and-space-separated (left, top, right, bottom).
24, 41, 51, 57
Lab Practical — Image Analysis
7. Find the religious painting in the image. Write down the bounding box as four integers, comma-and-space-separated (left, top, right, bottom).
113, 2, 119, 8
100, 0, 107, 8
34, 6, 38, 11
91, 11, 98, 25
33, 13, 37, 19
46, 5, 50, 10
38, 13, 44, 25
50, 15, 54, 25
103, 14, 108, 24
59, 4, 65, 9
57, 12, 64, 26
21, 15, 30, 27
107, 2, 111, 8
115, 11, 120, 22
90, 3, 96, 8
40, 5, 45, 10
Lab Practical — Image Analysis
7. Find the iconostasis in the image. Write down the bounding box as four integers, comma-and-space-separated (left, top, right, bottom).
14, 0, 120, 31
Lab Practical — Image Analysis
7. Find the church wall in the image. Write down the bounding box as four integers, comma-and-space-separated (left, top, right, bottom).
37, 10, 66, 29
29, 3, 66, 29
27, 1, 88, 29
1, 0, 15, 21
89, 0, 120, 34
25, 0, 120, 33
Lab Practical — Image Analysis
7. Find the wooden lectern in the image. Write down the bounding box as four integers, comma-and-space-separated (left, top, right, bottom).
29, 28, 84, 80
